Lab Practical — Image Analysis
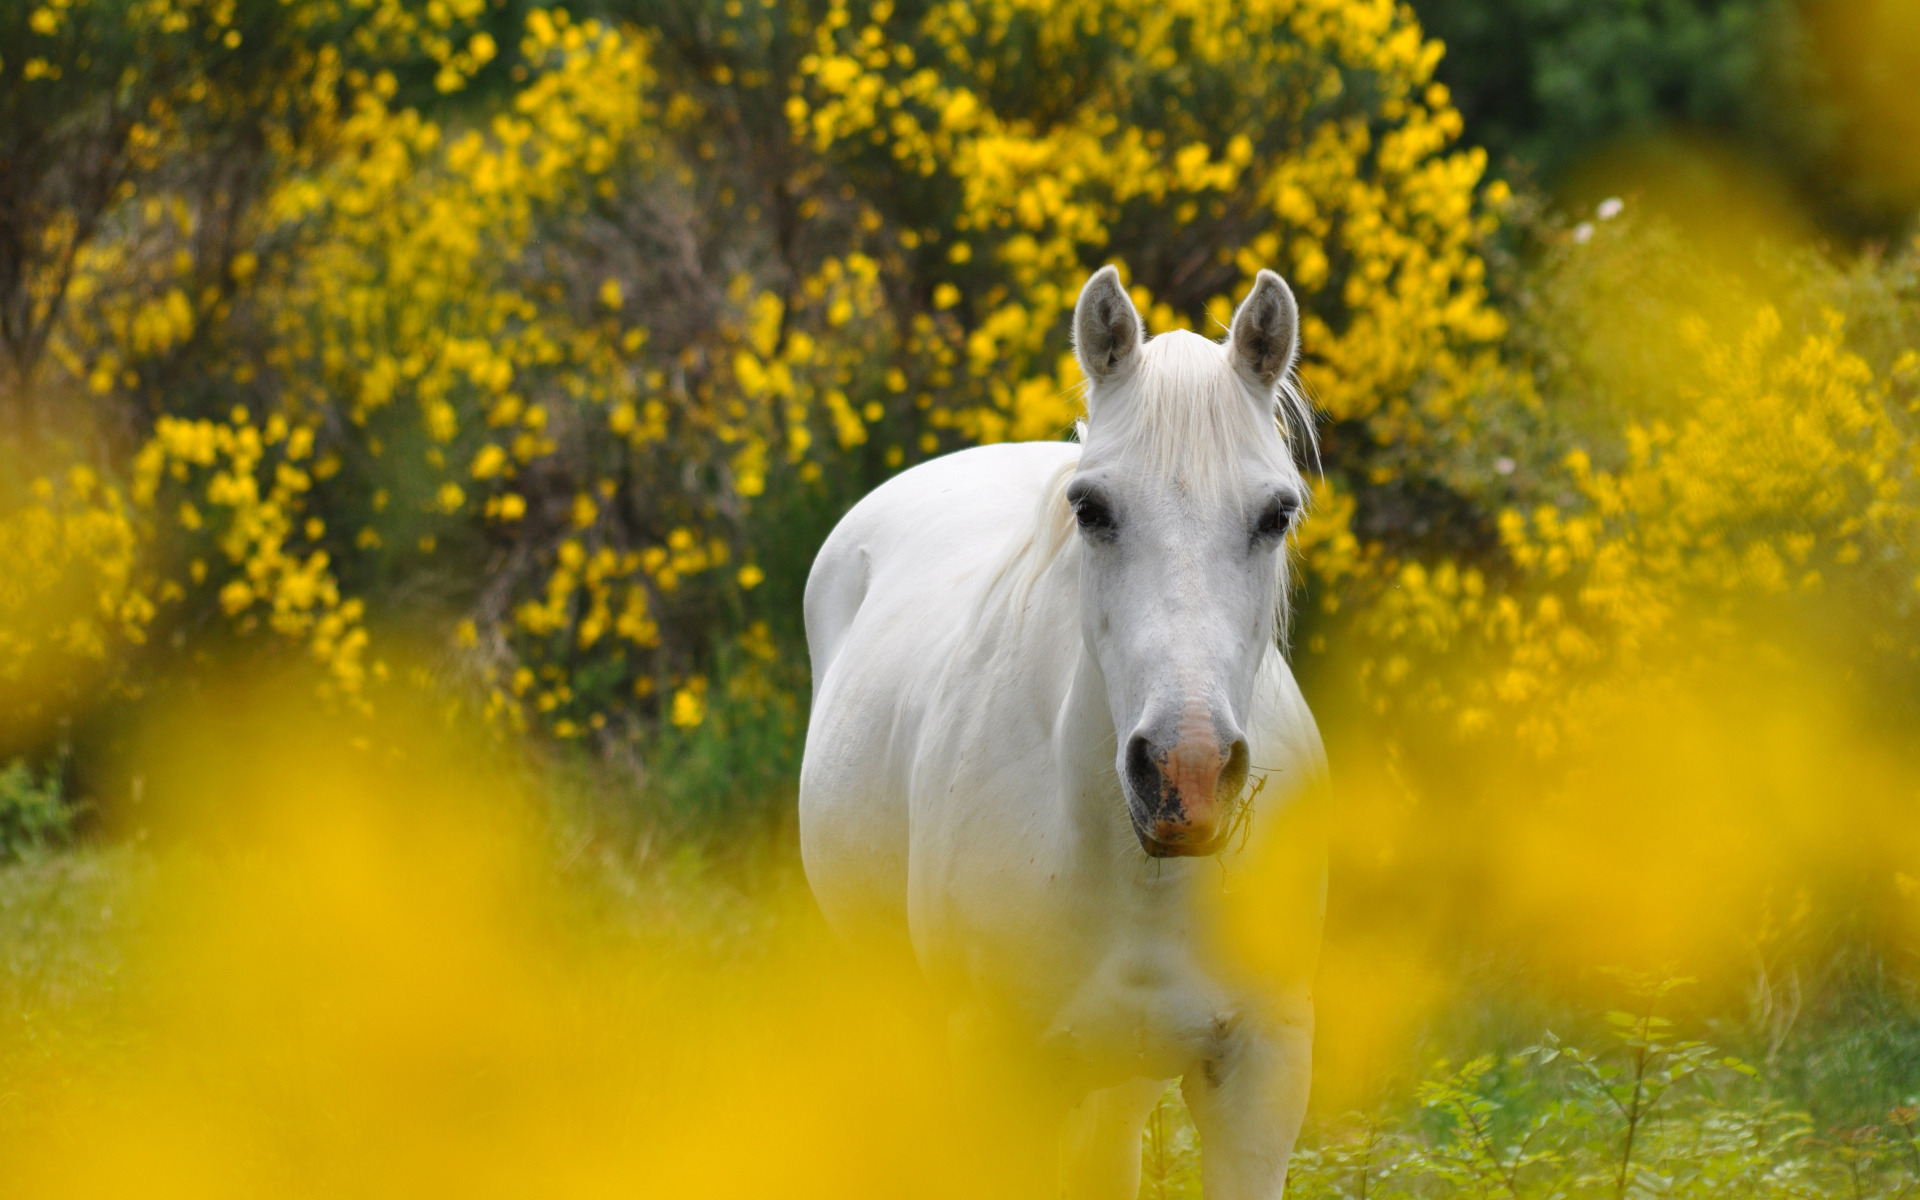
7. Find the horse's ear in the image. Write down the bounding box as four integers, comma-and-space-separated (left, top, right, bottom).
1074, 265, 1146, 385
1227, 269, 1299, 392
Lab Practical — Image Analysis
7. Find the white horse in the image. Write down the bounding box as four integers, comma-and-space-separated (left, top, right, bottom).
799, 265, 1328, 1199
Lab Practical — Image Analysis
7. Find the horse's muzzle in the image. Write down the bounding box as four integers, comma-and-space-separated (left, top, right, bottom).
1123, 726, 1250, 857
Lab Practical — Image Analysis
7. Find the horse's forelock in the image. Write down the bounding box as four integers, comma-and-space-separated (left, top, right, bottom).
1085, 329, 1308, 496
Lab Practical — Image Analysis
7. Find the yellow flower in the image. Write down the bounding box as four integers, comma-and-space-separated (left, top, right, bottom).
220, 580, 255, 615
669, 677, 708, 727
570, 493, 598, 529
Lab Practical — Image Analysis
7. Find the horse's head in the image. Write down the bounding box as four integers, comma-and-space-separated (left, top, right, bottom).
1068, 265, 1310, 858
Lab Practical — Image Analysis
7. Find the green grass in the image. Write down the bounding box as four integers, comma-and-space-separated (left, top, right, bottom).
0, 847, 152, 1096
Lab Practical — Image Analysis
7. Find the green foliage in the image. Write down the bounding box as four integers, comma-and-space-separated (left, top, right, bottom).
636, 665, 808, 835
0, 759, 71, 861
1410, 0, 1776, 176
1408, 0, 1920, 239
1140, 1082, 1204, 1200
1127, 979, 1920, 1199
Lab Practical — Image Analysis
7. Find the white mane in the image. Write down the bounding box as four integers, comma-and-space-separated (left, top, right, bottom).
1084, 328, 1313, 496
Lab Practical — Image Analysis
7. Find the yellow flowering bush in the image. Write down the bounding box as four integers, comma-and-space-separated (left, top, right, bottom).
131, 410, 373, 702
2, 0, 502, 415
0, 468, 156, 748
0, 0, 501, 740
244, 12, 916, 735
8, 0, 1509, 746
794, 0, 1507, 445
1337, 289, 1920, 754
458, 0, 1506, 738
0, 0, 1556, 754
12, 0, 1917, 790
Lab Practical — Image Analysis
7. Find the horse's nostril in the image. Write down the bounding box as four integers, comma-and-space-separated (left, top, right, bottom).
1219, 738, 1250, 802
1125, 734, 1160, 803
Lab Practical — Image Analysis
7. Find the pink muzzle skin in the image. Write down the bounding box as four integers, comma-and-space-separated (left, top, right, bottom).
1134, 735, 1229, 857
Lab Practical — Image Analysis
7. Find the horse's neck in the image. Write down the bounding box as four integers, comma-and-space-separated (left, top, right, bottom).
1053, 645, 1134, 855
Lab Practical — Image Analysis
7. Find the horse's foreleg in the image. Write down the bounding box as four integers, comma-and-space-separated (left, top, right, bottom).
1060, 1076, 1167, 1200
1182, 1002, 1313, 1200
946, 1008, 1074, 1200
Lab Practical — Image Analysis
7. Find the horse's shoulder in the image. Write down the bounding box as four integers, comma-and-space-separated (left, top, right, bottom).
805, 440, 1080, 688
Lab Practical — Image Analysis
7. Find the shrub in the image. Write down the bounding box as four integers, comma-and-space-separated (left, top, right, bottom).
0, 760, 71, 862
1, 0, 1508, 754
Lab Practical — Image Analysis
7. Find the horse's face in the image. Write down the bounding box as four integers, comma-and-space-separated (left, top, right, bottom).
1068, 266, 1307, 858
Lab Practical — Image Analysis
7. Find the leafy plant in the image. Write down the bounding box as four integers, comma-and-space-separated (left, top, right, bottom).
1140, 1081, 1203, 1200
0, 759, 71, 861
1528, 975, 1728, 1197
1414, 1055, 1568, 1198
1276, 978, 1920, 1199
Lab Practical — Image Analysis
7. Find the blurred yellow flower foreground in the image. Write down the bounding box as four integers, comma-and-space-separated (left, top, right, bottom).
0, 677, 1006, 1199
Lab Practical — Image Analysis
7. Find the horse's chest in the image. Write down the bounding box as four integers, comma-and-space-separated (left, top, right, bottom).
933, 884, 1236, 1084
1032, 938, 1237, 1084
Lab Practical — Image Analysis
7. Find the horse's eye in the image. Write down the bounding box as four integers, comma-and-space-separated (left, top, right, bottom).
1067, 483, 1118, 538
1074, 498, 1117, 535
1253, 496, 1298, 541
